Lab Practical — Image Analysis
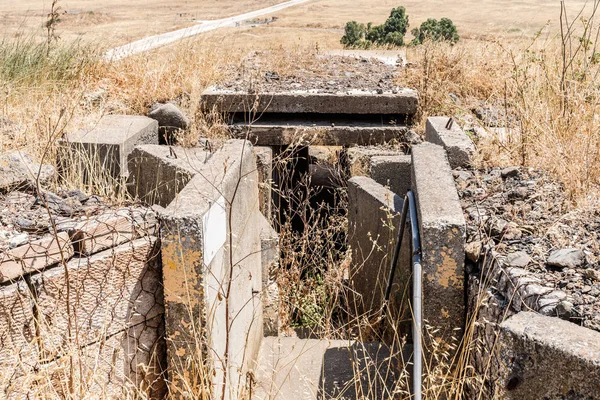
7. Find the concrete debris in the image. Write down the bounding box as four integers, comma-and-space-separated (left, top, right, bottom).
547, 248, 586, 269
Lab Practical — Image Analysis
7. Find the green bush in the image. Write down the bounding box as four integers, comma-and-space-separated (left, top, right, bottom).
410, 17, 460, 45
340, 6, 410, 48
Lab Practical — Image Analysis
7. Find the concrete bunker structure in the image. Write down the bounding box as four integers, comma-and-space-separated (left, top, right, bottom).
1, 81, 599, 400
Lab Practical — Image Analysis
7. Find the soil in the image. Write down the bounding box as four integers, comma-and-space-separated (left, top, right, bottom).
216, 51, 404, 93
457, 167, 600, 331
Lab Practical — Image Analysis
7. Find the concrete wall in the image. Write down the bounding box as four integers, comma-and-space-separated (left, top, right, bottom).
158, 140, 263, 400
411, 143, 466, 352
495, 312, 600, 399
347, 176, 411, 328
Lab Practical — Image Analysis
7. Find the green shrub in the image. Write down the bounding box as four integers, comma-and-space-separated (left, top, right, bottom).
411, 17, 460, 45
340, 6, 410, 48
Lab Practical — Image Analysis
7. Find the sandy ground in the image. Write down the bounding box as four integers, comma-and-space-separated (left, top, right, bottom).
0, 0, 593, 49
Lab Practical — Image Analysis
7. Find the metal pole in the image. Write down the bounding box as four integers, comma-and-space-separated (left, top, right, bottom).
408, 191, 422, 400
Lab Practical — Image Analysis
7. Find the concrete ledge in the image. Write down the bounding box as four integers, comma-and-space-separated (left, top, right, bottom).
411, 143, 466, 343
369, 154, 411, 196
232, 121, 412, 146
63, 115, 158, 180
496, 311, 600, 399
202, 87, 419, 115
253, 146, 273, 219
425, 117, 474, 168
347, 176, 410, 319
259, 214, 279, 337
127, 145, 211, 207
345, 146, 405, 178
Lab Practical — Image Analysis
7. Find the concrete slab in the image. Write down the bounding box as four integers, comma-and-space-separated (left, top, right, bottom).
411, 143, 466, 348
127, 144, 211, 207
347, 176, 410, 322
425, 117, 475, 168
69, 208, 157, 256
369, 155, 412, 196
496, 312, 600, 399
160, 140, 262, 399
0, 232, 74, 283
0, 151, 55, 192
32, 236, 163, 357
64, 115, 158, 179
202, 87, 418, 115
253, 337, 397, 400
231, 119, 413, 146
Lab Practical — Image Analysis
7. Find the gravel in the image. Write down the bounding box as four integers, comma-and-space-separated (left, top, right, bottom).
216, 51, 405, 94
457, 167, 600, 331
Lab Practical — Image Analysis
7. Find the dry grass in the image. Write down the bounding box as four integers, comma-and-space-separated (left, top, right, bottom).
2, 1, 600, 398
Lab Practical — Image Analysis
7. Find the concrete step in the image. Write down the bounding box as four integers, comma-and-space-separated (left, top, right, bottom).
201, 87, 418, 115
231, 118, 417, 146
251, 337, 400, 400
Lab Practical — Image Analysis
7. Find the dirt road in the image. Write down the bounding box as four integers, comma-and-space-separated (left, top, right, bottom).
104, 0, 310, 60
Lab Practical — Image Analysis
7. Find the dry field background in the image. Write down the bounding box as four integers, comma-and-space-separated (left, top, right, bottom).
0, 0, 592, 47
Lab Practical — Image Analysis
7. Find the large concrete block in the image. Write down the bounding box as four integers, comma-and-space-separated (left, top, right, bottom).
0, 232, 74, 283
202, 87, 419, 115
496, 312, 600, 399
425, 117, 475, 169
345, 146, 404, 178
0, 281, 38, 395
127, 145, 210, 207
347, 176, 410, 321
38, 315, 166, 399
63, 115, 158, 180
160, 140, 263, 400
411, 143, 466, 346
369, 154, 411, 196
32, 236, 164, 358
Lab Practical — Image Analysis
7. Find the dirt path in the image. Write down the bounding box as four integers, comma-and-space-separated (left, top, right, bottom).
104, 0, 310, 60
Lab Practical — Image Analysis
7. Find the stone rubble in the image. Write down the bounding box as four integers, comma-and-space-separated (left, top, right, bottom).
457, 167, 600, 331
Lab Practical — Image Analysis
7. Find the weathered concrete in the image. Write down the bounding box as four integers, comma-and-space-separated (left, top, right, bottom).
0, 232, 74, 282
127, 144, 211, 207
69, 208, 157, 255
253, 337, 397, 400
411, 143, 466, 347
259, 214, 279, 337
64, 115, 158, 180
425, 117, 474, 169
347, 176, 410, 321
345, 146, 405, 178
231, 120, 413, 146
202, 87, 419, 115
0, 151, 55, 192
0, 281, 37, 393
253, 146, 273, 219
32, 236, 164, 357
41, 315, 166, 399
369, 154, 411, 196
160, 140, 262, 400
496, 312, 600, 400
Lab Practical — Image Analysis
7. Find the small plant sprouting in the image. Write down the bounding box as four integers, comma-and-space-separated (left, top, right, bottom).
45, 0, 65, 55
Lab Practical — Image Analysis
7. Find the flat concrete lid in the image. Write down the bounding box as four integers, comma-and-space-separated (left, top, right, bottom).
67, 115, 156, 145
201, 86, 418, 115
